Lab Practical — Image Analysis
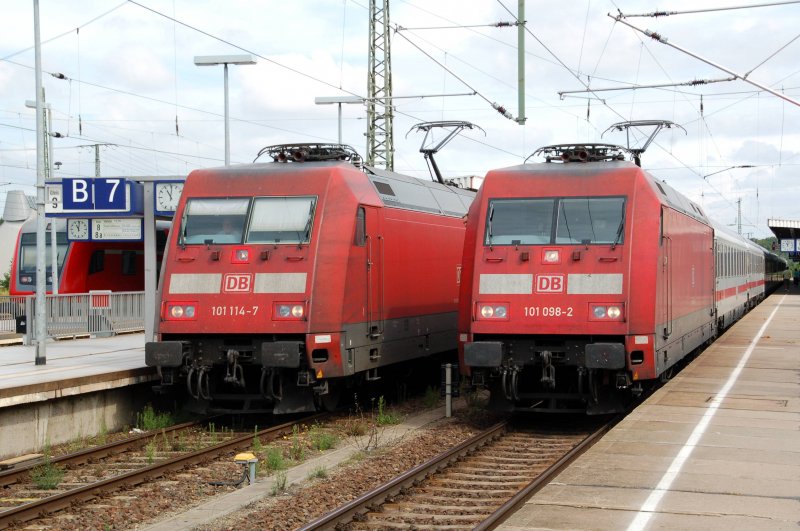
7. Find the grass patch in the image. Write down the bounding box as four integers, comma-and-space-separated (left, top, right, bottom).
136, 404, 173, 431
375, 396, 401, 426
422, 386, 440, 408
30, 444, 64, 490
270, 470, 288, 495
307, 465, 328, 480
288, 425, 306, 461
309, 424, 337, 451
262, 446, 285, 472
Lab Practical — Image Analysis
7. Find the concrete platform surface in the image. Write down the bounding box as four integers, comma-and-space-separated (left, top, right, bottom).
0, 333, 154, 408
498, 290, 800, 531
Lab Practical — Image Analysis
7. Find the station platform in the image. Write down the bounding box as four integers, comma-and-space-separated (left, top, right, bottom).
0, 333, 155, 409
499, 287, 800, 530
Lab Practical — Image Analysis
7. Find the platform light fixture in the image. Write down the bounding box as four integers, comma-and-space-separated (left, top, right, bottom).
194, 54, 257, 165
314, 96, 363, 144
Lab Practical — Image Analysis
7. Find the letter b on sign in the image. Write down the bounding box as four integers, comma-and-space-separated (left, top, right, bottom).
536, 274, 564, 293
223, 273, 252, 293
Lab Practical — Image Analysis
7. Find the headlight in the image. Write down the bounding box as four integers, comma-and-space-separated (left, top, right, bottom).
165, 303, 197, 320
589, 303, 624, 321
478, 304, 508, 319
232, 248, 250, 263
274, 303, 305, 320
543, 249, 560, 263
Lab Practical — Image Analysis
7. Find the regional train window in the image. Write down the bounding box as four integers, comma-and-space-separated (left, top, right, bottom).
19, 232, 68, 272
180, 198, 249, 245
555, 197, 625, 245
246, 196, 317, 245
484, 199, 555, 245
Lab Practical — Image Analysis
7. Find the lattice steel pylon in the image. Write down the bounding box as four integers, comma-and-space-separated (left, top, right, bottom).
366, 0, 394, 170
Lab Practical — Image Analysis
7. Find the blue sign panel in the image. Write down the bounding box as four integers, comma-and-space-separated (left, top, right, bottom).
46, 178, 144, 217
63, 178, 126, 210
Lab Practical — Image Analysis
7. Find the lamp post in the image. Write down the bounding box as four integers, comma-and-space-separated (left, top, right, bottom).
194, 55, 257, 165
26, 98, 58, 294
314, 96, 363, 144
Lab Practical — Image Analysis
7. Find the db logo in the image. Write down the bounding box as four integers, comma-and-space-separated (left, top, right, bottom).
536, 274, 564, 293
223, 273, 253, 293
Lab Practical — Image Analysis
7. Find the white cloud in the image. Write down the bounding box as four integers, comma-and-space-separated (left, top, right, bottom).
0, 0, 798, 236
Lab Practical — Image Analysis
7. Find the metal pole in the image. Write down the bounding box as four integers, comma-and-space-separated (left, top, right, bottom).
46, 103, 58, 294
95, 144, 101, 177
223, 63, 230, 166
445, 363, 452, 417
33, 0, 47, 364
337, 102, 342, 144
143, 182, 156, 343
516, 0, 526, 124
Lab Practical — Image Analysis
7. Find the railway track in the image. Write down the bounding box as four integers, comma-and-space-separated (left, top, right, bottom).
0, 413, 324, 529
300, 417, 616, 530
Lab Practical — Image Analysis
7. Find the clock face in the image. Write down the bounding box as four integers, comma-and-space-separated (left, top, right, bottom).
155, 182, 184, 213
67, 218, 89, 240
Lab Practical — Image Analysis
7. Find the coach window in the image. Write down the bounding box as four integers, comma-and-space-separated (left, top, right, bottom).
122, 251, 137, 275
555, 197, 625, 245
181, 198, 249, 245
485, 199, 554, 245
246, 196, 317, 245
89, 250, 105, 274
355, 207, 366, 246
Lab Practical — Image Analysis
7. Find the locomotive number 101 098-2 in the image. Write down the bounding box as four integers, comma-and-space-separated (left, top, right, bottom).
524, 306, 573, 317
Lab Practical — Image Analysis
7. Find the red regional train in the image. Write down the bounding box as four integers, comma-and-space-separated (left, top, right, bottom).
145, 144, 474, 414
458, 143, 787, 414
9, 217, 169, 295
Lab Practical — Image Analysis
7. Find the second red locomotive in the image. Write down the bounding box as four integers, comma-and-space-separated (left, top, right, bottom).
146, 144, 473, 413
458, 144, 785, 414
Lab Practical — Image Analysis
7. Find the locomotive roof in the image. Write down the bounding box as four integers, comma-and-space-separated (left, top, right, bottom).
491, 160, 710, 226
365, 165, 474, 217
199, 160, 474, 218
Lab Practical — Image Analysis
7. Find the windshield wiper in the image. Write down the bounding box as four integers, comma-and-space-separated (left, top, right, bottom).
611, 213, 625, 250
487, 203, 495, 246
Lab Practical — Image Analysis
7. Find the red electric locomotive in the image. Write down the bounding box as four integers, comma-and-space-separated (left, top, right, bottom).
146, 144, 473, 414
458, 143, 785, 414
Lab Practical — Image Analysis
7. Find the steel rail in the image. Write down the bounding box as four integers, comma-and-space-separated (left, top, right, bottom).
300, 416, 619, 530
476, 415, 622, 530
298, 421, 509, 530
0, 418, 207, 487
0, 413, 324, 529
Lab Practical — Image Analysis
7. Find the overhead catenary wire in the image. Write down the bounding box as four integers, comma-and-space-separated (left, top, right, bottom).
617, 0, 800, 18
609, 14, 800, 108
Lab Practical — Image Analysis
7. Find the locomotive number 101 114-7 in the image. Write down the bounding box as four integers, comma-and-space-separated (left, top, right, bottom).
524, 306, 573, 317
211, 305, 259, 317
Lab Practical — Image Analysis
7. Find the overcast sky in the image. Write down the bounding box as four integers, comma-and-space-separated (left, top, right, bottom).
1, 0, 798, 238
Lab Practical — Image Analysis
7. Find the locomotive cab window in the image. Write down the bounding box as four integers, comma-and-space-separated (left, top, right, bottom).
246, 196, 317, 245
180, 198, 249, 245
484, 196, 625, 246
555, 197, 625, 245
484, 199, 554, 245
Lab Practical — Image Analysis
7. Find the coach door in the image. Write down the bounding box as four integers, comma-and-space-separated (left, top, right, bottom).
362, 206, 384, 338
660, 206, 673, 339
